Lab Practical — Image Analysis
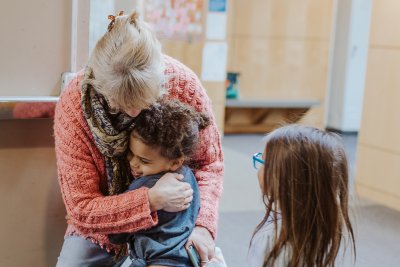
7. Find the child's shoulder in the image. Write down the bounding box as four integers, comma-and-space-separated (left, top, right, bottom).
178, 166, 198, 188
253, 215, 281, 243
178, 166, 195, 179
178, 165, 192, 175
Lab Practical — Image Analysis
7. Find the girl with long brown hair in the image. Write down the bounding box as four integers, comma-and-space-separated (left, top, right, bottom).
247, 125, 355, 267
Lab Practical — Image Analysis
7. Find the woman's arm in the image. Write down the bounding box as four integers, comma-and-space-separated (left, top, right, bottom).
187, 83, 224, 264
164, 55, 224, 237
190, 111, 224, 238
54, 75, 158, 235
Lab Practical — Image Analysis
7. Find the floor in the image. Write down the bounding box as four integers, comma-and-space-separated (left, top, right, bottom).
216, 133, 400, 267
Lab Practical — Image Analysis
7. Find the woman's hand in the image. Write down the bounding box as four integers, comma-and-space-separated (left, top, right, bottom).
148, 172, 193, 212
186, 226, 215, 266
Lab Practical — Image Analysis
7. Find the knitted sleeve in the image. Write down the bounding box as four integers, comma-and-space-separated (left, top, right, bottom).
164, 56, 224, 239
54, 74, 158, 235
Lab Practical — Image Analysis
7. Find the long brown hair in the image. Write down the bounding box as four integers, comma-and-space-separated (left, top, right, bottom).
254, 125, 355, 267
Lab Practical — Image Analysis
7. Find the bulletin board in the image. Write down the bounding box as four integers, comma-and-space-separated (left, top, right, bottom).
143, 0, 206, 42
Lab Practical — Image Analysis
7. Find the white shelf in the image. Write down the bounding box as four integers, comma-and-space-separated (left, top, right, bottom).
0, 96, 59, 103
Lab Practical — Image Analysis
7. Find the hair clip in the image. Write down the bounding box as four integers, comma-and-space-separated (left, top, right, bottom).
130, 11, 139, 25
107, 11, 124, 32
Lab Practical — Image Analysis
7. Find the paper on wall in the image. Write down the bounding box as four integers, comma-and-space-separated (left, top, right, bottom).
201, 42, 227, 82
206, 12, 227, 40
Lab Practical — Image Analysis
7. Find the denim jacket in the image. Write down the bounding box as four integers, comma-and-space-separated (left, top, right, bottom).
109, 166, 200, 267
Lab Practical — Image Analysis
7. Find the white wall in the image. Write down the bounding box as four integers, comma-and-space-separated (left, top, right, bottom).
326, 0, 351, 131
89, 0, 114, 53
327, 0, 372, 132
0, 0, 70, 97
342, 0, 372, 131
89, 0, 139, 55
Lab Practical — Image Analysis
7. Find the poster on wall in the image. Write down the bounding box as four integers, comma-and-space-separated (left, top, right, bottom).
143, 0, 205, 42
208, 0, 226, 12
201, 42, 227, 82
206, 0, 227, 40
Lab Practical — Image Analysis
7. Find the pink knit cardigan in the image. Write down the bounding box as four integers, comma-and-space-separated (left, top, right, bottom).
54, 55, 224, 252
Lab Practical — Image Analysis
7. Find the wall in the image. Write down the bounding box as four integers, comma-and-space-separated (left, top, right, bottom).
0, 0, 70, 96
327, 0, 372, 132
0, 0, 72, 266
89, 0, 137, 53
226, 0, 334, 128
0, 120, 66, 266
89, 0, 115, 53
356, 0, 400, 211
160, 2, 227, 133
161, 40, 226, 133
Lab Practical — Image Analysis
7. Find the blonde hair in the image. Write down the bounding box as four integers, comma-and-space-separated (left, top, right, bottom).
85, 10, 165, 111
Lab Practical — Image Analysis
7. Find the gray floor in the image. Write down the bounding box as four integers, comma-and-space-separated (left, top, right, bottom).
216, 133, 400, 267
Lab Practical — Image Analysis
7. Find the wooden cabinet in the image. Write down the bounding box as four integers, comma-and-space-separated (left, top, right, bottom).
225, 0, 334, 132
356, 0, 400, 211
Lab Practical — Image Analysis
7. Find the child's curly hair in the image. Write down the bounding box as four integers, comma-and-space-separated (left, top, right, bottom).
133, 99, 210, 160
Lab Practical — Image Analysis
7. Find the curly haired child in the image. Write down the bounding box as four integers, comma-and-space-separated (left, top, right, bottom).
109, 99, 211, 267
247, 125, 356, 267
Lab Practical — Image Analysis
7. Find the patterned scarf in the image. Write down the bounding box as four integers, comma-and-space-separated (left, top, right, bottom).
81, 67, 136, 195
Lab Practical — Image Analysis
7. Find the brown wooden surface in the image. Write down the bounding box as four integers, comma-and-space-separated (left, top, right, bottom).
226, 0, 334, 129
224, 106, 309, 134
356, 0, 400, 211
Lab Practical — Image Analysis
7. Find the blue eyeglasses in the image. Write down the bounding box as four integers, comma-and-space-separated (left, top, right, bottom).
253, 152, 264, 169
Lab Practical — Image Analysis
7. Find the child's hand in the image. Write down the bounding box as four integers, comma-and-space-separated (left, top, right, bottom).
148, 172, 193, 212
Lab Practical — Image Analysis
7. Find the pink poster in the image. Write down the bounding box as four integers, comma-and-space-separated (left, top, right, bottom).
143, 0, 205, 42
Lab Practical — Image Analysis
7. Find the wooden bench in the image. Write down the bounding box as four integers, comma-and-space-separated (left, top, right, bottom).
224, 99, 320, 134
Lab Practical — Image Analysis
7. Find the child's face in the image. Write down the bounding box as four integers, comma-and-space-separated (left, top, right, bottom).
128, 133, 182, 178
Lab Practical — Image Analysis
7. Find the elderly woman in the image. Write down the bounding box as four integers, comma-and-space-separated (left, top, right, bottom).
55, 11, 223, 266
